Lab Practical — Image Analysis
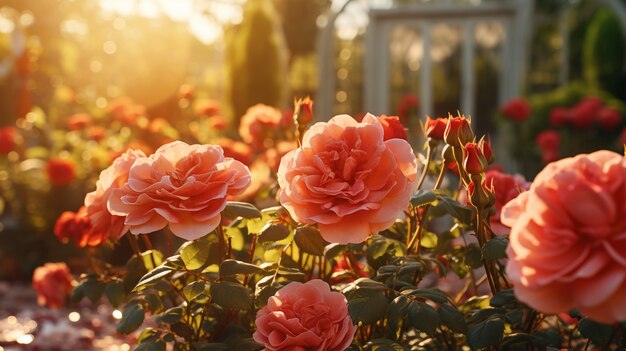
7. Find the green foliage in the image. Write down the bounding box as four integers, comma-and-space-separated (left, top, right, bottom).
583, 8, 626, 101
226, 0, 287, 121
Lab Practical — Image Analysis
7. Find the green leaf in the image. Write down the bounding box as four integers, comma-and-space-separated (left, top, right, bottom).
180, 239, 211, 270
530, 329, 563, 348
490, 289, 517, 308
467, 317, 504, 350
408, 301, 439, 336
438, 304, 467, 333
258, 222, 291, 243
223, 201, 262, 219
345, 283, 388, 324
171, 323, 195, 339
434, 193, 473, 223
405, 288, 449, 304
117, 304, 145, 334
410, 190, 437, 207
579, 318, 614, 346
70, 280, 86, 304
136, 328, 160, 344
183, 281, 209, 302
134, 266, 174, 291
366, 235, 407, 270
192, 343, 231, 351
210, 281, 252, 310
420, 232, 438, 249
105, 280, 126, 308
324, 243, 347, 260
156, 306, 184, 325
294, 226, 328, 256
385, 295, 410, 339
140, 250, 164, 271
364, 338, 407, 350
220, 259, 266, 277
135, 341, 166, 351
482, 237, 508, 261
83, 278, 105, 304
465, 244, 483, 269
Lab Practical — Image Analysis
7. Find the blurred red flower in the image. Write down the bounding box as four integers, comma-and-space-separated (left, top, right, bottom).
87, 126, 106, 141
107, 97, 147, 125
535, 130, 561, 151
54, 206, 108, 247
67, 113, 92, 131
548, 107, 569, 127
32, 262, 73, 309
178, 84, 195, 100
46, 159, 76, 187
217, 138, 254, 165
0, 127, 16, 154
194, 99, 221, 118
501, 98, 531, 123
597, 107, 622, 130
570, 97, 602, 129
396, 93, 419, 121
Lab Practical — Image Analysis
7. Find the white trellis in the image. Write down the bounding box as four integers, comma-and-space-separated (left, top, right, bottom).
316, 0, 535, 122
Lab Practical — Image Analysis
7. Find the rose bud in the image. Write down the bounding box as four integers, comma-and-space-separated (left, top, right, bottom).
463, 142, 488, 174
479, 136, 495, 165
444, 115, 473, 148
378, 115, 408, 141
424, 116, 448, 140
468, 177, 494, 210
294, 96, 314, 126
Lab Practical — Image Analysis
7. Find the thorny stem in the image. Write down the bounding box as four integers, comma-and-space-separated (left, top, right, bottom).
476, 211, 498, 294
416, 141, 435, 191
127, 235, 142, 257
407, 162, 446, 254
141, 234, 158, 268
243, 235, 258, 286
271, 242, 293, 285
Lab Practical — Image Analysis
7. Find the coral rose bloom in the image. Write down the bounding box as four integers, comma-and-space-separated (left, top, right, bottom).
254, 279, 355, 351
109, 141, 251, 240
85, 149, 146, 241
502, 150, 626, 323
32, 263, 74, 309
239, 104, 283, 148
278, 114, 418, 244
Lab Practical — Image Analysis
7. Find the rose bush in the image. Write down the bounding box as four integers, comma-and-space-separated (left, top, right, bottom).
26, 99, 626, 350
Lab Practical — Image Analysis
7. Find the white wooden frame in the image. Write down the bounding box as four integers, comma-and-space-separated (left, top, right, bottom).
363, 1, 534, 121
316, 0, 535, 122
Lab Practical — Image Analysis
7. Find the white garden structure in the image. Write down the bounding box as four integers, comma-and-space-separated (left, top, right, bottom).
316, 0, 535, 124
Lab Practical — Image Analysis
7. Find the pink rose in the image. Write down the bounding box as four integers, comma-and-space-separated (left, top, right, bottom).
85, 149, 146, 241
502, 150, 626, 323
109, 141, 251, 240
32, 263, 74, 309
239, 104, 284, 149
277, 114, 418, 244
254, 279, 355, 351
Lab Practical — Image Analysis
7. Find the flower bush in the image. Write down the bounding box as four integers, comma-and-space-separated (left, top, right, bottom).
26, 98, 624, 351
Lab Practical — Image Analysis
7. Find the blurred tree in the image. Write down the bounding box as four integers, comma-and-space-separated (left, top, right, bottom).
226, 0, 288, 123
583, 7, 626, 101
274, 0, 330, 58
